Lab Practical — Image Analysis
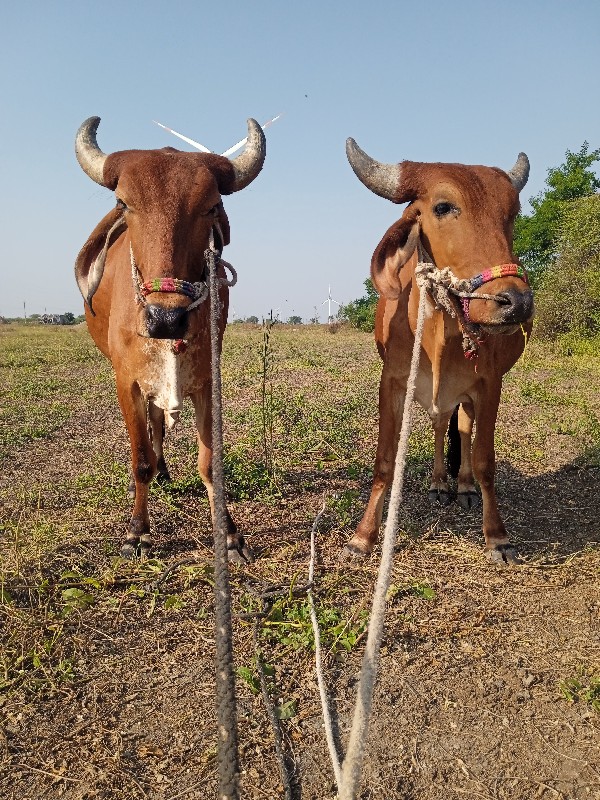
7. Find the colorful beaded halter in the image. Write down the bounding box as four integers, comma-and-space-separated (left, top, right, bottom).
460, 263, 529, 323
140, 277, 201, 300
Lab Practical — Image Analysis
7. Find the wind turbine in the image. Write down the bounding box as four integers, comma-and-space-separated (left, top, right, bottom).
322, 285, 341, 323
153, 115, 282, 157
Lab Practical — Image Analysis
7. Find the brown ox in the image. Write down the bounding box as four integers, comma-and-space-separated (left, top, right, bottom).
345, 140, 534, 564
74, 117, 265, 560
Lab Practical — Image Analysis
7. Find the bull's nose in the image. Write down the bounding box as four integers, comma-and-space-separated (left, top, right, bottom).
496, 288, 534, 324
145, 304, 189, 339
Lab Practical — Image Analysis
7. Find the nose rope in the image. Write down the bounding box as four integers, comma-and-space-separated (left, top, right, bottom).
129, 222, 238, 312
128, 221, 238, 354
415, 258, 529, 360
452, 263, 529, 322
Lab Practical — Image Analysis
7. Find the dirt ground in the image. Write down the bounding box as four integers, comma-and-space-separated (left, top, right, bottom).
1, 323, 599, 800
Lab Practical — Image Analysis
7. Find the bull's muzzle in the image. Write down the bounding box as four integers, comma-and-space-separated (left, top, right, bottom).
496, 287, 534, 325
145, 304, 189, 339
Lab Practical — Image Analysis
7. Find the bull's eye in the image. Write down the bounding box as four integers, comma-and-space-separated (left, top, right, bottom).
433, 202, 455, 217
116, 198, 128, 211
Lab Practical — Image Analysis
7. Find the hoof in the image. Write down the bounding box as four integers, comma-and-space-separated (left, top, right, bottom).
120, 540, 138, 559
155, 469, 171, 486
340, 538, 372, 560
457, 491, 480, 510
428, 489, 452, 507
227, 535, 254, 565
486, 544, 522, 566
120, 535, 152, 560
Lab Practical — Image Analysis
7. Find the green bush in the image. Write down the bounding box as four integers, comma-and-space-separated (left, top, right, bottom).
514, 142, 600, 285
338, 279, 378, 332
534, 195, 600, 338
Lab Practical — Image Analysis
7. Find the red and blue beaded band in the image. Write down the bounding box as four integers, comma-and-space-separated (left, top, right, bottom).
468, 263, 528, 291
140, 277, 200, 300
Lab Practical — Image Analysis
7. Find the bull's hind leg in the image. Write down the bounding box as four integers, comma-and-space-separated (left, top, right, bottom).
456, 402, 479, 510
148, 401, 171, 484
428, 411, 453, 506
472, 382, 520, 565
117, 379, 157, 558
346, 369, 406, 556
191, 384, 253, 564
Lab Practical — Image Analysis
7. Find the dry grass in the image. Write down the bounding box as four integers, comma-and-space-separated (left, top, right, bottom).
1, 322, 599, 800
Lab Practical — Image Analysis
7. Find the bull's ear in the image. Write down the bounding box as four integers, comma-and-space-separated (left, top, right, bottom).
74, 208, 126, 314
216, 202, 230, 247
370, 209, 420, 299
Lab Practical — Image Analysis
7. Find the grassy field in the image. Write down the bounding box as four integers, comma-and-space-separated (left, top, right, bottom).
1, 322, 599, 800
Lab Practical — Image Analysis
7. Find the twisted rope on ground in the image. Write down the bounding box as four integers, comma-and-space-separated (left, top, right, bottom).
252, 621, 294, 800
307, 498, 343, 787
339, 284, 429, 800
207, 233, 240, 800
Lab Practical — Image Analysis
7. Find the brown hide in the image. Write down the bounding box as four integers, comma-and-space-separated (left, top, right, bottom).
75, 119, 264, 559
347, 153, 534, 565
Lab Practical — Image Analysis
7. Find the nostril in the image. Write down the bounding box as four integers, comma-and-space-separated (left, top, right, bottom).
145, 304, 188, 338
497, 289, 534, 322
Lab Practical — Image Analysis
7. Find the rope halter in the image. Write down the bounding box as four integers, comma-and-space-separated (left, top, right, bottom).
129, 222, 237, 354
415, 258, 529, 360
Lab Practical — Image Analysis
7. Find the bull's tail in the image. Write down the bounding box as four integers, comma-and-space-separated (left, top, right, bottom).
446, 405, 461, 480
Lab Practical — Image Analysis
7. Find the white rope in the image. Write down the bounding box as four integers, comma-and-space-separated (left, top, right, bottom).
338, 282, 429, 800
307, 498, 343, 787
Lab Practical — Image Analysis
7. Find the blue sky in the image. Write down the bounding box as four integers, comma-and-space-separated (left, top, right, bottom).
1, 0, 599, 321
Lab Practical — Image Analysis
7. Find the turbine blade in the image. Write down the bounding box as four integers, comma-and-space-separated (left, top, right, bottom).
153, 120, 212, 153
220, 114, 282, 157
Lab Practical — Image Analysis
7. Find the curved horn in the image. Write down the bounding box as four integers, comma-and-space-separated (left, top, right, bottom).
75, 116, 108, 187
507, 152, 530, 193
229, 119, 266, 192
346, 138, 402, 202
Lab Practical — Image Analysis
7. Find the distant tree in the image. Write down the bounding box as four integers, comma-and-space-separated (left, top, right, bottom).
246, 315, 259, 324
534, 194, 600, 338
309, 306, 320, 324
514, 142, 600, 284
338, 278, 378, 332
232, 317, 245, 324
287, 315, 302, 325
63, 312, 75, 324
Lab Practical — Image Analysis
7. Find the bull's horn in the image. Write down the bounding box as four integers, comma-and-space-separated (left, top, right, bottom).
75, 116, 108, 187
507, 152, 530, 193
346, 138, 401, 202
229, 119, 266, 192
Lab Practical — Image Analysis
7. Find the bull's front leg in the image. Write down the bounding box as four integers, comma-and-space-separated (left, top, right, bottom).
116, 379, 156, 558
191, 384, 253, 564
346, 367, 406, 556
472, 381, 520, 565
148, 401, 171, 484
127, 401, 170, 499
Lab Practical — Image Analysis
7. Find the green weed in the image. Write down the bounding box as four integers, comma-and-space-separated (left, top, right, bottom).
259, 595, 368, 655
387, 582, 437, 602
224, 447, 279, 501
329, 490, 360, 527
559, 671, 600, 712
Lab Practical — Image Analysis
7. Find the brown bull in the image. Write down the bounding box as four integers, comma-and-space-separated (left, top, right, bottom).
74, 116, 265, 559
345, 140, 534, 564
